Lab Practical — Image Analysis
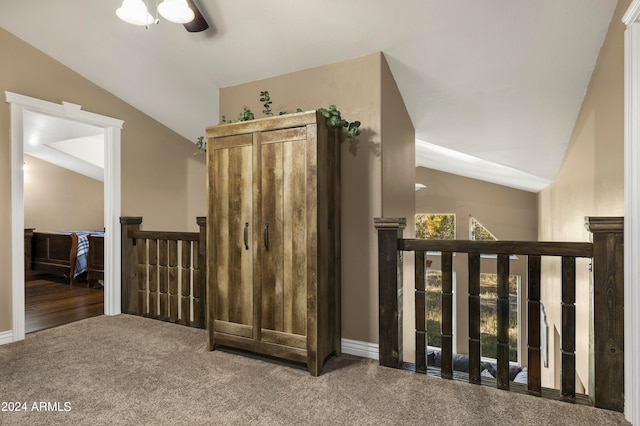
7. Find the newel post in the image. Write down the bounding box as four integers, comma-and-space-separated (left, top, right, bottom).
120, 217, 143, 315
374, 218, 406, 369
586, 217, 624, 412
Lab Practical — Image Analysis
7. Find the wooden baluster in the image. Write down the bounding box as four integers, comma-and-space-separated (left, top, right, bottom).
527, 255, 542, 396
561, 256, 576, 401
148, 239, 158, 318
415, 251, 427, 374
158, 239, 169, 321
441, 251, 453, 380
120, 217, 142, 314
192, 240, 204, 328
468, 253, 481, 385
137, 239, 148, 315
496, 254, 510, 390
196, 217, 207, 329
181, 240, 192, 326
168, 239, 179, 323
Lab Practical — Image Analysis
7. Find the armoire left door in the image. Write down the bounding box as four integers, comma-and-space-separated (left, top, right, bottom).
209, 133, 255, 344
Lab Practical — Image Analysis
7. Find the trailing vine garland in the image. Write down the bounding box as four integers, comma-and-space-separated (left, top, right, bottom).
195, 90, 361, 154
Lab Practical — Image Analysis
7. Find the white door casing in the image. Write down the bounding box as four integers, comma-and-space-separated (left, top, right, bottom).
5, 92, 123, 342
623, 2, 640, 423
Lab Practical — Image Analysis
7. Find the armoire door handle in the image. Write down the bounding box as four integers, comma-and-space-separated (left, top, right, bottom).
263, 223, 269, 251
243, 222, 249, 250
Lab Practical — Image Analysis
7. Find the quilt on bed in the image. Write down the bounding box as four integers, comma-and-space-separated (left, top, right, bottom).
72, 231, 104, 277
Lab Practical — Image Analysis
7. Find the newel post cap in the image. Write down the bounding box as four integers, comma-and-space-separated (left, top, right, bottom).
585, 216, 624, 233
374, 218, 407, 230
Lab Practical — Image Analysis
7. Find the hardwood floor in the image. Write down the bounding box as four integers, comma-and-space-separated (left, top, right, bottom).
25, 274, 104, 334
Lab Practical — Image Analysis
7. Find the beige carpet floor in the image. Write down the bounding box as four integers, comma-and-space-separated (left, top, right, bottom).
0, 315, 629, 425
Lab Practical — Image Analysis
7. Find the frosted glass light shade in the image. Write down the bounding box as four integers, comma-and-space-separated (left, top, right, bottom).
157, 0, 195, 23
116, 0, 154, 26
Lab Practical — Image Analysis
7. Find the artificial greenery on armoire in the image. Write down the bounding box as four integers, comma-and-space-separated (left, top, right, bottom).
194, 90, 361, 154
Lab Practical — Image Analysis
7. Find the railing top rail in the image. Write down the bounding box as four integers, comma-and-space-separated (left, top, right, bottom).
399, 239, 593, 258
128, 229, 200, 242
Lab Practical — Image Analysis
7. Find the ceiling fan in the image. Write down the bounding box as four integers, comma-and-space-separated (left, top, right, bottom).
116, 0, 209, 32
183, 0, 208, 32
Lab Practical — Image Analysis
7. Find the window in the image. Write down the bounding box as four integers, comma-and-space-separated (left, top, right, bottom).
416, 214, 455, 240
417, 214, 521, 363
470, 217, 520, 361
471, 216, 518, 260
470, 217, 497, 241
416, 214, 456, 350
426, 270, 443, 348
480, 273, 519, 362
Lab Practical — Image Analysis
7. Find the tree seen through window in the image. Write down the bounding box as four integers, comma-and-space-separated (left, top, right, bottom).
415, 214, 455, 240
470, 217, 497, 241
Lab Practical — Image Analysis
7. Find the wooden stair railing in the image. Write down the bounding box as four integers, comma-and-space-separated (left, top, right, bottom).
120, 217, 206, 328
375, 217, 624, 412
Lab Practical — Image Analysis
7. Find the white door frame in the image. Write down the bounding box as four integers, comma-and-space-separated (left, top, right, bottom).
5, 92, 123, 342
623, 2, 640, 424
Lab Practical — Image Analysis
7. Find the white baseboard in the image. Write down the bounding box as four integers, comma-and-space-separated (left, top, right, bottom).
0, 329, 379, 359
0, 329, 380, 359
0, 330, 13, 346
341, 338, 379, 360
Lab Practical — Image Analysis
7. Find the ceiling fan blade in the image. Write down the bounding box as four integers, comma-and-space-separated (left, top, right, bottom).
184, 0, 209, 32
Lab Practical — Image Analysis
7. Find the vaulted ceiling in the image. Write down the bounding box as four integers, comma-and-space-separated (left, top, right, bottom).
0, 0, 618, 192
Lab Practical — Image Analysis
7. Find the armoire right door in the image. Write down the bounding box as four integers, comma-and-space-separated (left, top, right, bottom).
259, 126, 311, 351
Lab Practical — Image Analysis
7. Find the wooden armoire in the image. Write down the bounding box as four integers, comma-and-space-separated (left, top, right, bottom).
206, 111, 341, 376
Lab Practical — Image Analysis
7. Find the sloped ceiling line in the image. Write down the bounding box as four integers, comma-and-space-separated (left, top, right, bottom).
0, 0, 618, 192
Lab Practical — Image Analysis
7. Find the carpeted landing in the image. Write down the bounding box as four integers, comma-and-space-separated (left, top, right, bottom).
0, 315, 629, 425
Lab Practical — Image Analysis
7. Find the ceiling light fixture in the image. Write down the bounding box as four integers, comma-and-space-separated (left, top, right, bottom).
116, 0, 155, 26
116, 0, 195, 28
157, 0, 195, 23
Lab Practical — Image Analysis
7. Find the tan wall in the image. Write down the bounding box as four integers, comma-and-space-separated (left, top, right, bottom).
537, 0, 628, 391
416, 167, 538, 362
220, 53, 415, 345
24, 155, 104, 232
0, 29, 207, 333
381, 55, 417, 361
381, 55, 415, 221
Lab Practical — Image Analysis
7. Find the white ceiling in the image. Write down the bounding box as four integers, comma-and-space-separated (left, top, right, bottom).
23, 110, 105, 181
0, 0, 617, 192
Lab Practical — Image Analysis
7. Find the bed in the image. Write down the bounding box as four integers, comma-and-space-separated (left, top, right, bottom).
25, 230, 105, 286
86, 234, 105, 287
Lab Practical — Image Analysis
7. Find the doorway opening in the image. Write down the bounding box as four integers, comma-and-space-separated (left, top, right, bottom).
23, 110, 106, 332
